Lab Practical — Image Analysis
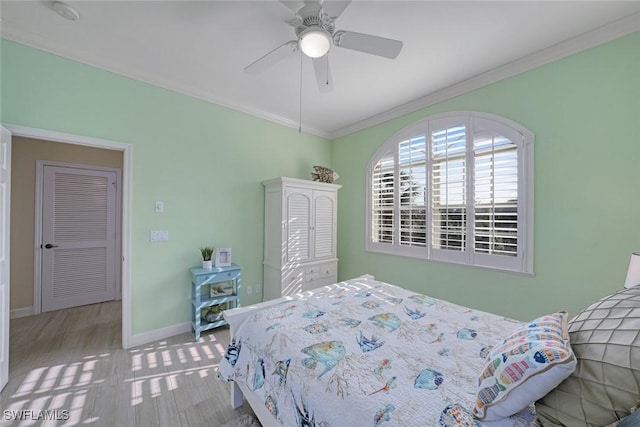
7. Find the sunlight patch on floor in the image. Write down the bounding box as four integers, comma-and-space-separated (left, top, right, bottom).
4, 309, 235, 426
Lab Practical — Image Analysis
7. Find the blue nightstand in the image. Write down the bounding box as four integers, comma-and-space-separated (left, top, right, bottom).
190, 263, 241, 341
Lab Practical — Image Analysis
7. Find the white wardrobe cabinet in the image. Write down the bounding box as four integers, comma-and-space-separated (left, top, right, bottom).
263, 177, 341, 300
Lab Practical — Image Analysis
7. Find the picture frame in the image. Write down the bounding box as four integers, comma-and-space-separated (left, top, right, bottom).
215, 247, 232, 267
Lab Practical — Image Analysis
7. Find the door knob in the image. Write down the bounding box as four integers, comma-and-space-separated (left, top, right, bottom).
44, 243, 59, 249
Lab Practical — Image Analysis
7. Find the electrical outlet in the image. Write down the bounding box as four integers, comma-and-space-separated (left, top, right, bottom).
255, 284, 261, 293
150, 230, 169, 242
247, 285, 253, 295
154, 201, 165, 213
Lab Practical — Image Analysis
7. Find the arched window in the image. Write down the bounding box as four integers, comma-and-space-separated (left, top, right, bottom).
366, 111, 534, 274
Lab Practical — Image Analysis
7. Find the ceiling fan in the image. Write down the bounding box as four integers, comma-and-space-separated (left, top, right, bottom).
244, 0, 403, 92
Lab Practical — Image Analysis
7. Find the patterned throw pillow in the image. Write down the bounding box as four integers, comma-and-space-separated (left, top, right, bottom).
474, 312, 577, 421
536, 287, 640, 426
618, 410, 640, 427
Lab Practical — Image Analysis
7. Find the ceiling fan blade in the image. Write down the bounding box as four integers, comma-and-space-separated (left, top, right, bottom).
312, 54, 333, 93
333, 30, 403, 59
321, 1, 352, 18
279, 1, 306, 14
244, 41, 298, 75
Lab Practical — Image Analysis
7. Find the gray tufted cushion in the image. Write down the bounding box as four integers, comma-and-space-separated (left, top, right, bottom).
536, 286, 640, 426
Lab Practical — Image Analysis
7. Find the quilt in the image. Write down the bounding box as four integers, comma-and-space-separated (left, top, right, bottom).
217, 277, 538, 426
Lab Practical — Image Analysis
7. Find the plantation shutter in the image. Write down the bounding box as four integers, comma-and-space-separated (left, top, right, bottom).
430, 122, 467, 255
398, 135, 427, 247
367, 112, 532, 274
371, 152, 395, 244
473, 129, 519, 257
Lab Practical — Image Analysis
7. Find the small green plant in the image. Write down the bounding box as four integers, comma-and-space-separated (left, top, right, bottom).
200, 246, 214, 261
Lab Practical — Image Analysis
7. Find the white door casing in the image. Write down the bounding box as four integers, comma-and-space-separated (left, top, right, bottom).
0, 126, 11, 391
41, 165, 117, 312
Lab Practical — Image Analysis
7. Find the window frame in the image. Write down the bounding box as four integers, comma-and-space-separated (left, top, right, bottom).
365, 111, 534, 275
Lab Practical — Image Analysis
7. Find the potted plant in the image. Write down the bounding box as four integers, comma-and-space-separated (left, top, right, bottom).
200, 246, 215, 269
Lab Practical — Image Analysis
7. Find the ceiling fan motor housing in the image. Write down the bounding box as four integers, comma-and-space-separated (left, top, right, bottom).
294, 5, 335, 38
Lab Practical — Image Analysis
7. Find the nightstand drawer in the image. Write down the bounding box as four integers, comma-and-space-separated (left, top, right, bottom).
194, 269, 240, 286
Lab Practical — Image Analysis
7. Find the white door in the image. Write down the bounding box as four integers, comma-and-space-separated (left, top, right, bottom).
0, 126, 11, 391
41, 165, 117, 312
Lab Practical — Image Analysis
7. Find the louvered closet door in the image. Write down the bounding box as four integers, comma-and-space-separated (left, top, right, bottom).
285, 187, 312, 264
313, 190, 336, 259
42, 166, 117, 312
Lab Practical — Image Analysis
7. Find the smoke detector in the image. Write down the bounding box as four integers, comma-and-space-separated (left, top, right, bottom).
52, 1, 80, 21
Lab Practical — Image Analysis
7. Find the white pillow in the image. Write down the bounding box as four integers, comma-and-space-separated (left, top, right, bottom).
473, 312, 577, 421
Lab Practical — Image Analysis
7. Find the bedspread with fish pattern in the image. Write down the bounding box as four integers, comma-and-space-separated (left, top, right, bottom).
217, 277, 538, 427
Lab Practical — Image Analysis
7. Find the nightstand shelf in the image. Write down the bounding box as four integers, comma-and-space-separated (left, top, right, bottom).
192, 293, 239, 311
190, 263, 241, 341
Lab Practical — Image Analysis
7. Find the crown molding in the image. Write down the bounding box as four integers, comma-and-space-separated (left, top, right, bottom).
328, 12, 640, 140
0, 22, 331, 140
2, 11, 638, 142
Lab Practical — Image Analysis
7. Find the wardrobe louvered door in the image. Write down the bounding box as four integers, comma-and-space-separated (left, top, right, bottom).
313, 191, 335, 259
41, 166, 117, 312
285, 187, 312, 264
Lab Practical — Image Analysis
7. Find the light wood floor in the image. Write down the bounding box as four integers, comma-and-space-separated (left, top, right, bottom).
0, 301, 256, 426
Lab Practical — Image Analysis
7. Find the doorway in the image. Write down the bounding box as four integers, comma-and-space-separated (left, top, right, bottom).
4, 125, 133, 349
11, 138, 123, 316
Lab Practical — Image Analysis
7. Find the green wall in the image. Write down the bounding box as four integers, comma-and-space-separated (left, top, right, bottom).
332, 32, 640, 321
1, 39, 331, 334
3, 32, 639, 334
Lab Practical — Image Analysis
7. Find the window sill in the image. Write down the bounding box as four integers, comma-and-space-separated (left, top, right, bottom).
365, 246, 535, 277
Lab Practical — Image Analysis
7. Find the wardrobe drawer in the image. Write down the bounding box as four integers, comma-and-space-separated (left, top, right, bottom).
304, 272, 321, 283
305, 265, 320, 276
318, 263, 337, 278
282, 269, 304, 295
318, 276, 337, 288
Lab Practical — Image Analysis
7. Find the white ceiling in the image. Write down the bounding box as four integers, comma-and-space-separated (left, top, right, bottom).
2, 1, 640, 138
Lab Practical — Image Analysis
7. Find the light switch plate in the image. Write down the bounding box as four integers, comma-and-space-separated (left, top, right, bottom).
154, 201, 164, 213
150, 230, 169, 242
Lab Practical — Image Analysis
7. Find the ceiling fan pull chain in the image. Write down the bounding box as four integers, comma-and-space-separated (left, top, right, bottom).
325, 58, 329, 85
298, 52, 303, 134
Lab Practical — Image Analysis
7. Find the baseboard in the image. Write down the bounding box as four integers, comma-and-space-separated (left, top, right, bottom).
10, 306, 34, 319
127, 321, 192, 348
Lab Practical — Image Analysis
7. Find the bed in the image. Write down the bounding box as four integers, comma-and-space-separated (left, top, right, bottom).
217, 275, 543, 427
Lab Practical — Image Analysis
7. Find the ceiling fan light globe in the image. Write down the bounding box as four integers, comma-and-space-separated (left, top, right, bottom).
299, 29, 331, 58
